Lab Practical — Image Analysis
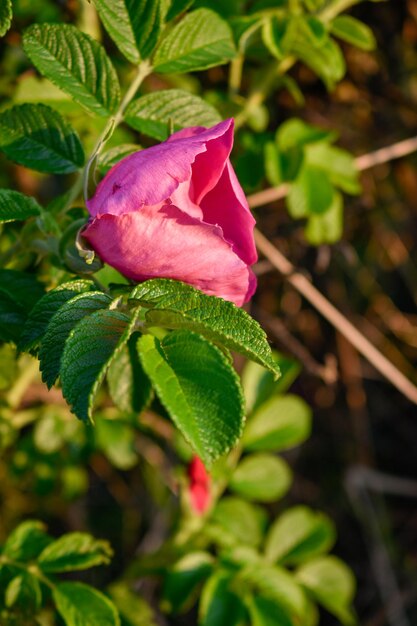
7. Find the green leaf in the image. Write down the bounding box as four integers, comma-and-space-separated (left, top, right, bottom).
0, 189, 41, 223
277, 118, 335, 153
137, 331, 244, 464
210, 497, 268, 548
19, 280, 95, 352
39, 291, 112, 388
125, 89, 221, 141
166, 0, 195, 22
23, 24, 120, 116
107, 333, 152, 416
265, 506, 336, 565
331, 15, 376, 51
34, 413, 67, 454
0, 270, 45, 343
242, 355, 301, 415
0, 270, 45, 312
243, 394, 311, 452
38, 532, 113, 573
95, 417, 138, 470
153, 8, 236, 73
3, 520, 52, 561
5, 573, 42, 610
0, 103, 84, 174
98, 144, 141, 175
247, 595, 294, 626
230, 15, 262, 53
283, 17, 345, 89
94, 0, 167, 63
287, 165, 335, 218
229, 453, 292, 502
61, 308, 138, 423
221, 545, 262, 570
108, 583, 158, 626
262, 15, 287, 60
162, 552, 213, 613
305, 190, 343, 245
0, 293, 26, 343
0, 0, 12, 37
264, 141, 283, 187
296, 556, 356, 625
200, 570, 247, 626
305, 142, 360, 195
240, 564, 309, 623
130, 279, 280, 378
53, 582, 120, 626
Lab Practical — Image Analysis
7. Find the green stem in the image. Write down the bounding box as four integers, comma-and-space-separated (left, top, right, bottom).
319, 0, 360, 22
289, 0, 301, 14
229, 54, 244, 96
0, 556, 55, 590
83, 60, 153, 202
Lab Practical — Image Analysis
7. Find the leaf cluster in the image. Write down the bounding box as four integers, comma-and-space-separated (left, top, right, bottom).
142, 358, 357, 626
0, 520, 119, 626
265, 118, 361, 244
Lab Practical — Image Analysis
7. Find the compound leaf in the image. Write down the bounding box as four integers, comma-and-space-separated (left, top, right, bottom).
23, 24, 120, 116
130, 279, 280, 378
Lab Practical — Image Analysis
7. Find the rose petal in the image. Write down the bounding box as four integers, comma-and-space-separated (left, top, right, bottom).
83, 203, 256, 305
200, 161, 257, 265
87, 119, 233, 218
169, 179, 203, 220
168, 118, 234, 204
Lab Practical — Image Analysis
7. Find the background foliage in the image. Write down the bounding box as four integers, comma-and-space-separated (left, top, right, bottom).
1, 0, 417, 625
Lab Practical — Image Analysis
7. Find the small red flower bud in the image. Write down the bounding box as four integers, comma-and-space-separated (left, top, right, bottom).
188, 455, 211, 514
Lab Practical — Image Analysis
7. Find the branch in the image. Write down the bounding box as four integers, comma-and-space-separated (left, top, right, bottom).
254, 229, 417, 404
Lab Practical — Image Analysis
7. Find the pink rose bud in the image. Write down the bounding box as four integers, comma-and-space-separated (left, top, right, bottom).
83, 119, 257, 305
188, 455, 211, 515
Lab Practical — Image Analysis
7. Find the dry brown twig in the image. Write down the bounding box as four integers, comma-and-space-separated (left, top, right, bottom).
248, 136, 417, 404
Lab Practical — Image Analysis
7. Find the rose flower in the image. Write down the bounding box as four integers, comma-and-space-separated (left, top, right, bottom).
83, 118, 257, 306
